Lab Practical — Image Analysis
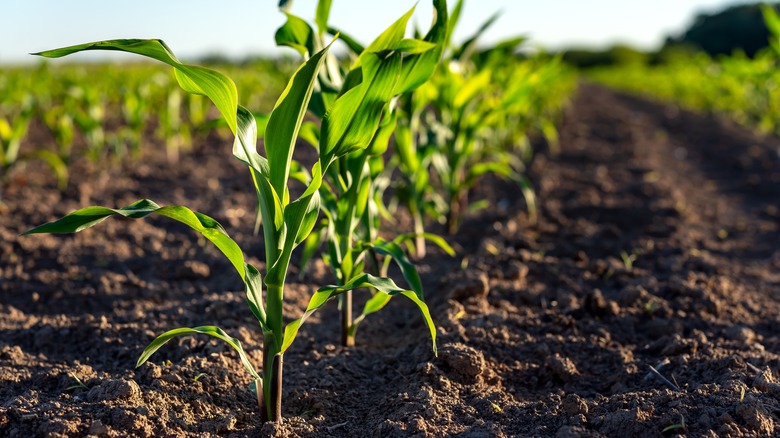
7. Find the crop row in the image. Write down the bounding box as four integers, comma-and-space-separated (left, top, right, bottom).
0, 61, 292, 188
588, 6, 780, 136
18, 0, 575, 424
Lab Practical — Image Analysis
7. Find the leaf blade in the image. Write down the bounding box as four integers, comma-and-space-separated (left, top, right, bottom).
136, 326, 260, 381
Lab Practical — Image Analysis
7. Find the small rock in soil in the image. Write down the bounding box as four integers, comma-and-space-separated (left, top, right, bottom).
556, 425, 598, 438
206, 415, 236, 433
752, 368, 780, 396
445, 269, 489, 301
616, 285, 646, 306
439, 343, 486, 383
546, 353, 580, 382
725, 325, 756, 344
563, 393, 589, 417
735, 400, 775, 436
173, 260, 210, 279
109, 407, 152, 434
658, 334, 697, 356
88, 419, 110, 436
0, 345, 25, 363
584, 289, 619, 316
86, 379, 141, 402
504, 260, 529, 282
138, 362, 162, 380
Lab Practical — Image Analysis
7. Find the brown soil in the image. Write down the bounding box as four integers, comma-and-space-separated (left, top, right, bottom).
1, 83, 779, 437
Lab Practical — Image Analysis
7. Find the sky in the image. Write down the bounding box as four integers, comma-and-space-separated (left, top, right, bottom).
0, 0, 756, 64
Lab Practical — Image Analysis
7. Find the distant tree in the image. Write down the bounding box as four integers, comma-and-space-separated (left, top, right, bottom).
666, 3, 780, 57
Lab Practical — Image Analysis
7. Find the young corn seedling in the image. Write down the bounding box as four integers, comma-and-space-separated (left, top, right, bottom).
277, 0, 451, 346
0, 96, 68, 191
392, 82, 450, 258
42, 105, 76, 163
69, 85, 107, 163
117, 81, 152, 160
0, 100, 34, 176
409, 3, 540, 234
24, 6, 438, 422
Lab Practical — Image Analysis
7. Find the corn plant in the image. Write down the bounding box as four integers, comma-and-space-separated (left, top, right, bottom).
0, 98, 33, 175
42, 104, 76, 163
389, 1, 576, 235
274, 0, 452, 346
0, 94, 69, 191
390, 2, 501, 234
23, 5, 440, 422
392, 76, 450, 258
67, 85, 108, 163
116, 82, 151, 160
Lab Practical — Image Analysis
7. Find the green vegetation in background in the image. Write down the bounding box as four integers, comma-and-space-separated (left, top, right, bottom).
0, 61, 292, 191
589, 6, 780, 137
391, 0, 576, 242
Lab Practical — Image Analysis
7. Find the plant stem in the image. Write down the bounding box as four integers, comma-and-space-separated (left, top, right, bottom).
262, 283, 285, 423
261, 334, 283, 423
340, 292, 354, 347
446, 181, 468, 235
254, 378, 264, 416
412, 204, 426, 259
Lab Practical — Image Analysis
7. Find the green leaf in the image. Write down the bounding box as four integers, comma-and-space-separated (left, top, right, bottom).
321, 52, 402, 162
231, 105, 284, 255
394, 121, 419, 173
281, 273, 437, 354
399, 290, 437, 356
297, 221, 325, 280
358, 293, 392, 320
23, 199, 247, 281
244, 264, 267, 328
466, 161, 513, 182
393, 0, 449, 94
393, 39, 437, 54
299, 121, 320, 149
276, 13, 315, 57
454, 69, 492, 109
763, 5, 780, 38
453, 10, 501, 62
352, 6, 416, 69
447, 0, 464, 49
136, 326, 260, 381
490, 36, 527, 55
34, 39, 239, 134
518, 174, 538, 225
265, 40, 332, 202
366, 109, 398, 156
394, 232, 456, 256
267, 161, 324, 283
315, 0, 333, 35
365, 239, 423, 296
